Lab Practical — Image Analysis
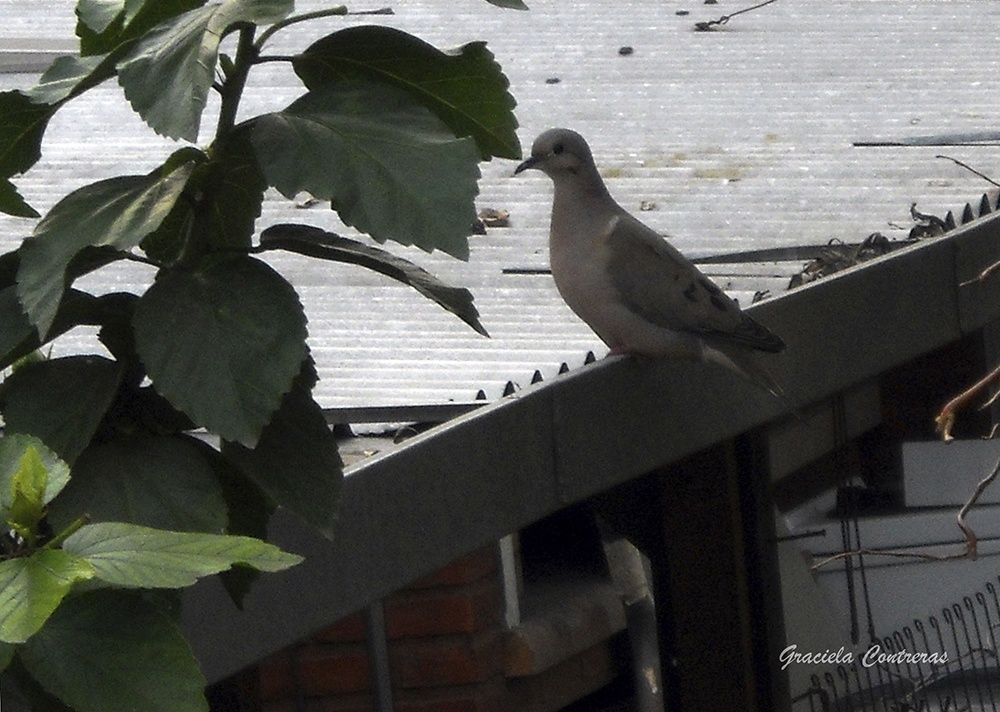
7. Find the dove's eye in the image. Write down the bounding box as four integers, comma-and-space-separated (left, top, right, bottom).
552, 143, 564, 155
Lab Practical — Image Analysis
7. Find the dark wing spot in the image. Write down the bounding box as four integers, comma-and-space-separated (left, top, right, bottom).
682, 283, 698, 302
698, 277, 722, 295
709, 292, 731, 312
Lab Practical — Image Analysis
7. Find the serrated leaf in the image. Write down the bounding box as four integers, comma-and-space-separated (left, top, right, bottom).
26, 54, 110, 106
63, 522, 302, 588
0, 288, 132, 373
0, 552, 96, 644
213, 456, 272, 607
116, 0, 293, 140
261, 223, 489, 336
47, 435, 227, 535
16, 158, 196, 337
0, 92, 52, 215
0, 356, 122, 464
0, 435, 71, 523
133, 254, 308, 446
19, 590, 208, 712
250, 80, 480, 259
293, 25, 520, 160
0, 51, 125, 216
223, 359, 342, 538
78, 0, 207, 56
76, 0, 145, 35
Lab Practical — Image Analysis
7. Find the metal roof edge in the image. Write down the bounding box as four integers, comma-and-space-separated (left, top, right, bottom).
182, 209, 1000, 683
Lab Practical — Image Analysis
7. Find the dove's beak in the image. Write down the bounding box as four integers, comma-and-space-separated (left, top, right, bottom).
514, 155, 540, 174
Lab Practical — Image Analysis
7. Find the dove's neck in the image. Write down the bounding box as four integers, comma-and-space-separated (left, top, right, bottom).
549, 170, 620, 246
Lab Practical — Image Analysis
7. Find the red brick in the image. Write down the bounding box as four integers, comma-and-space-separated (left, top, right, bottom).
313, 611, 368, 643
263, 695, 374, 712
385, 575, 503, 638
306, 693, 375, 712
395, 677, 509, 712
407, 546, 498, 589
390, 630, 503, 689
259, 643, 372, 699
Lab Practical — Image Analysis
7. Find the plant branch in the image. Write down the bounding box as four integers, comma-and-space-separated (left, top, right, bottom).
935, 362, 1000, 441
254, 5, 396, 49
215, 25, 257, 144
811, 452, 1000, 570
255, 6, 347, 48
42, 515, 89, 551
956, 452, 1000, 559
936, 154, 1000, 188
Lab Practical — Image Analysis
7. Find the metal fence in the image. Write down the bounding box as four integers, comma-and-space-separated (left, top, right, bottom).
794, 576, 1000, 711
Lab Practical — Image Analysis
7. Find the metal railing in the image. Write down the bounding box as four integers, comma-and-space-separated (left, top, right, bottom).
795, 576, 1000, 711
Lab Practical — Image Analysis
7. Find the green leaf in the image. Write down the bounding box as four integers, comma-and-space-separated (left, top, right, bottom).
0, 51, 126, 216
0, 178, 39, 218
293, 25, 520, 160
62, 522, 301, 589
0, 92, 52, 215
116, 0, 294, 140
26, 54, 110, 105
16, 157, 196, 337
223, 359, 342, 538
261, 223, 489, 336
204, 126, 267, 250
0, 356, 122, 464
77, 0, 207, 56
77, 0, 145, 35
0, 435, 71, 523
19, 590, 208, 712
0, 551, 96, 644
7, 446, 49, 541
133, 254, 308, 446
0, 288, 133, 373
47, 435, 227, 535
251, 80, 481, 259
213, 457, 272, 607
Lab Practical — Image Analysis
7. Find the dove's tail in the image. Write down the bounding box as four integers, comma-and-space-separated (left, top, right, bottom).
705, 346, 805, 422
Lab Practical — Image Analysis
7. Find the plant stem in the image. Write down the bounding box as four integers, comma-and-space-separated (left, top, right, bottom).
255, 6, 348, 49
43, 515, 90, 550
215, 25, 257, 144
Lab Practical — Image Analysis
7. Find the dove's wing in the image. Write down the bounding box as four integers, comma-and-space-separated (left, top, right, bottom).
605, 213, 785, 353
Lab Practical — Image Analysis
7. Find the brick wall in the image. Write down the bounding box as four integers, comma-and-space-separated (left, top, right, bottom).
257, 544, 510, 712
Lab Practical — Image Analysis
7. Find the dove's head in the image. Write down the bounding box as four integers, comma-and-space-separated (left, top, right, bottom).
515, 128, 597, 180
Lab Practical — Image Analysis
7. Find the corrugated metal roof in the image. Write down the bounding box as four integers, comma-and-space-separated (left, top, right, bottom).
3, 0, 1000, 422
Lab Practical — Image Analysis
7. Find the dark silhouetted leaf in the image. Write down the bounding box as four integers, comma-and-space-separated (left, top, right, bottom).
133, 255, 308, 447
293, 25, 519, 160
0, 356, 122, 464
47, 435, 227, 535
16, 157, 196, 337
222, 359, 341, 538
250, 80, 480, 259
261, 223, 489, 336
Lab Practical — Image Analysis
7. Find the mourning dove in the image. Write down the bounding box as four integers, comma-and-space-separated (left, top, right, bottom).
515, 128, 790, 403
